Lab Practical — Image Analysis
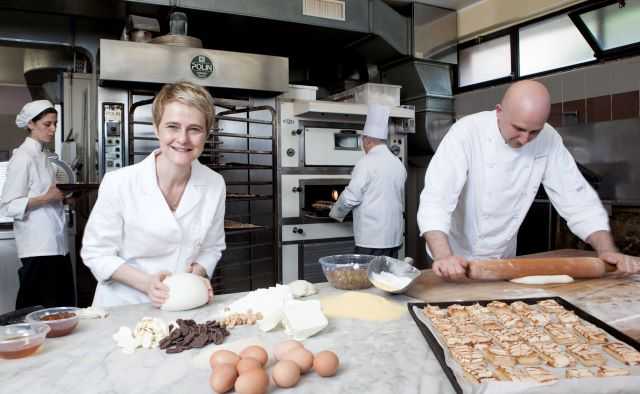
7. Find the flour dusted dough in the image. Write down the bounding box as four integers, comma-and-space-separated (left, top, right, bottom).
161, 273, 209, 311
510, 275, 574, 285
320, 292, 405, 321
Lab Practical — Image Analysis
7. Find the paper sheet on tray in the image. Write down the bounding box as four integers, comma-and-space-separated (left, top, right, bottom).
412, 306, 640, 394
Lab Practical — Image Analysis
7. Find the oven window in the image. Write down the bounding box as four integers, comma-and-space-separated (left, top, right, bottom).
334, 131, 361, 151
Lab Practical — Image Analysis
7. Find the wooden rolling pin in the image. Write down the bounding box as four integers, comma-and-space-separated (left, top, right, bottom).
467, 257, 615, 281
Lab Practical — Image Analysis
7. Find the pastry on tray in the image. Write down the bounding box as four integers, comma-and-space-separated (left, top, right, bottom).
573, 323, 609, 344
447, 304, 468, 319
494, 366, 519, 381
486, 301, 510, 312
496, 312, 525, 329
557, 310, 580, 324
514, 366, 559, 384
492, 328, 522, 348
566, 343, 607, 367
508, 343, 541, 365
463, 363, 496, 383
509, 301, 532, 313
603, 342, 640, 366
534, 342, 575, 368
565, 368, 595, 379
484, 345, 516, 367
523, 311, 551, 327
450, 345, 485, 367
596, 366, 631, 377
538, 299, 566, 314
544, 323, 580, 345
521, 327, 553, 344
423, 305, 448, 319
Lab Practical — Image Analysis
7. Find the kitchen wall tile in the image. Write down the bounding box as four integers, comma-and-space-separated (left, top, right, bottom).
562, 99, 586, 125
536, 74, 563, 103
586, 95, 612, 123
585, 65, 613, 98
562, 69, 586, 102
548, 103, 563, 128
610, 57, 640, 95
612, 91, 639, 120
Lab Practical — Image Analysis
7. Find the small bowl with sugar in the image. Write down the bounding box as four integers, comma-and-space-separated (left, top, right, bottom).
367, 256, 421, 294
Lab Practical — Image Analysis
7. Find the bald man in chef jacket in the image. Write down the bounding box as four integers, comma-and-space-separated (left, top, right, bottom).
330, 104, 406, 258
418, 80, 640, 281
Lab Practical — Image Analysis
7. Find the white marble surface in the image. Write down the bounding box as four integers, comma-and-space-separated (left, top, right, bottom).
0, 284, 456, 394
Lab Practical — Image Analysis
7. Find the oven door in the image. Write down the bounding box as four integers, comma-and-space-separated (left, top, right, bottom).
304, 128, 363, 166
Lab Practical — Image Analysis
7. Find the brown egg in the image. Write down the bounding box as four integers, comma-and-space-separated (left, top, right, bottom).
240, 345, 269, 366
272, 360, 301, 388
281, 347, 314, 374
234, 368, 269, 394
274, 339, 303, 361
313, 350, 339, 377
210, 350, 240, 370
237, 357, 263, 374
209, 364, 238, 393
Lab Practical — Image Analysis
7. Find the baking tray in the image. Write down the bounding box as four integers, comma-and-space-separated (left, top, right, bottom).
408, 296, 640, 394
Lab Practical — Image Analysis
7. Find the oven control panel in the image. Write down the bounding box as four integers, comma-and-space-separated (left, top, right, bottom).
388, 134, 407, 163
102, 103, 124, 173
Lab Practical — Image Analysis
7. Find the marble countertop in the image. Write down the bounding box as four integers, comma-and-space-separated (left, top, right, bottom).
3, 274, 640, 394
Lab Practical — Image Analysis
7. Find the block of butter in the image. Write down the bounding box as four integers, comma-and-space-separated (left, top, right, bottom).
282, 300, 328, 340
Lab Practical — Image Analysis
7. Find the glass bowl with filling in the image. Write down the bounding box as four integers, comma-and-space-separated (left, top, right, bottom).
26, 307, 80, 338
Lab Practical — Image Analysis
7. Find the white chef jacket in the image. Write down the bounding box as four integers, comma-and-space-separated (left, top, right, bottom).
0, 137, 67, 258
81, 151, 226, 307
330, 144, 406, 248
418, 110, 609, 260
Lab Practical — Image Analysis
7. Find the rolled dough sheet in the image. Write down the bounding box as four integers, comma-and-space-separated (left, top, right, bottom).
510, 275, 575, 285
320, 291, 405, 321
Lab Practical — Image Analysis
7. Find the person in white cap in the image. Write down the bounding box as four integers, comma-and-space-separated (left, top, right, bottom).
329, 104, 406, 258
0, 100, 74, 309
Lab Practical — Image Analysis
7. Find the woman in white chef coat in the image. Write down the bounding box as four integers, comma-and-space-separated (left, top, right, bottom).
81, 81, 226, 308
329, 104, 406, 258
0, 100, 75, 309
418, 80, 640, 280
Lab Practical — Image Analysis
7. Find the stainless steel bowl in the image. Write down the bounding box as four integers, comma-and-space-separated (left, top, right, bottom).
367, 256, 421, 294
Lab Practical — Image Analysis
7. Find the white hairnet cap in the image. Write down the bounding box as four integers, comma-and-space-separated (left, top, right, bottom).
15, 100, 55, 128
362, 103, 390, 140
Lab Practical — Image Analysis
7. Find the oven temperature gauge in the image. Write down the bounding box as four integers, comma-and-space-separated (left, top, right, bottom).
390, 144, 402, 157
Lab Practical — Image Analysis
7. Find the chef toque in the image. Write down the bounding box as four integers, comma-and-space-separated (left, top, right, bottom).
15, 100, 55, 128
362, 103, 390, 140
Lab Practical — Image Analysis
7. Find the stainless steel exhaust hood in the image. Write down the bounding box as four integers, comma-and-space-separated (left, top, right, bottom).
98, 39, 289, 95
383, 59, 454, 154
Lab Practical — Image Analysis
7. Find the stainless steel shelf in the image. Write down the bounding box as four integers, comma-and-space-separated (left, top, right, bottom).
211, 132, 272, 140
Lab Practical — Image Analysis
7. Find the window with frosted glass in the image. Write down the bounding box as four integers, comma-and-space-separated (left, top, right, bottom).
458, 36, 511, 87
519, 15, 595, 76
578, 0, 640, 51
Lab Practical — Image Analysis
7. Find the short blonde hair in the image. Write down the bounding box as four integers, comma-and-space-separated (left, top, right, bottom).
152, 81, 215, 131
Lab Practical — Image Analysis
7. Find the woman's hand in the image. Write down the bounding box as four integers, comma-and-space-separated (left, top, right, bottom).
145, 271, 171, 307
43, 184, 64, 203
187, 262, 214, 303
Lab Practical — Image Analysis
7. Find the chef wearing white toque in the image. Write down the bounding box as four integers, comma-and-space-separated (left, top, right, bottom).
0, 99, 74, 309
329, 104, 406, 257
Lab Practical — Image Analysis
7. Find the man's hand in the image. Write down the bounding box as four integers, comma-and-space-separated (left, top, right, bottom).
187, 262, 214, 303
432, 255, 469, 281
145, 271, 171, 307
599, 251, 640, 275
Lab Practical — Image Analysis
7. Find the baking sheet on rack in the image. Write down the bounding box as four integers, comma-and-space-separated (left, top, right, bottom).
411, 306, 640, 394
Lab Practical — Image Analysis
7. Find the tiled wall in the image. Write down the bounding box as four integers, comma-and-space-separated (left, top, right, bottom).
454, 55, 640, 126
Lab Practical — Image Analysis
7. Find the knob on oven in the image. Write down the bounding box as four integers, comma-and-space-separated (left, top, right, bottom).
292, 227, 304, 235
292, 186, 303, 193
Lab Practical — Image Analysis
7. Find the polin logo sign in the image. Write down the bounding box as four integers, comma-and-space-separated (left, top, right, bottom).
190, 55, 214, 79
